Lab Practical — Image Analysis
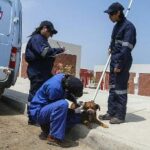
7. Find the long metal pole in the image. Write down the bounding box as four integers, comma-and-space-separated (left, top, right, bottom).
93, 0, 134, 101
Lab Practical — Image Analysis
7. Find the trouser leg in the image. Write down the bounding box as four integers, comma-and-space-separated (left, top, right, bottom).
27, 76, 45, 119
107, 72, 117, 116
66, 110, 81, 130
38, 100, 68, 140
115, 62, 131, 120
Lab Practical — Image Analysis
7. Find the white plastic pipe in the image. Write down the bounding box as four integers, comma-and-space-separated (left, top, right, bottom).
93, 0, 134, 101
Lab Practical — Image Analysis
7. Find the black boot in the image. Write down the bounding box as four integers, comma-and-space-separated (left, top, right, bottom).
109, 117, 125, 124
98, 113, 112, 120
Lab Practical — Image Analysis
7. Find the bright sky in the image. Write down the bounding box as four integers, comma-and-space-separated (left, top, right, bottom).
21, 0, 149, 69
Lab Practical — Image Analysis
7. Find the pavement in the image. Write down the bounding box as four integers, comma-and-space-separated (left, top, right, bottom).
2, 77, 150, 150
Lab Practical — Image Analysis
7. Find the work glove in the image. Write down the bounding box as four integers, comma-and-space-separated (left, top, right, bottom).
74, 105, 84, 114
74, 101, 84, 113
77, 101, 84, 107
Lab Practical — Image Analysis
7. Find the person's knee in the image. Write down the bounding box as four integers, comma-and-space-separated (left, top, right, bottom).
59, 100, 68, 109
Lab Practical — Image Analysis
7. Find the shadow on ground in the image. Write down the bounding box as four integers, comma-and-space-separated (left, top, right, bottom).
126, 113, 146, 122
0, 89, 28, 116
66, 123, 100, 142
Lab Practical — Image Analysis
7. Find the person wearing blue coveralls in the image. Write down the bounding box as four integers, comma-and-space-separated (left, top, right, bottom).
25, 20, 65, 124
99, 2, 136, 124
29, 73, 83, 147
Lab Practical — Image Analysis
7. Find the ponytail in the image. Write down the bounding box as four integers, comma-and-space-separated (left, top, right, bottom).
29, 26, 42, 37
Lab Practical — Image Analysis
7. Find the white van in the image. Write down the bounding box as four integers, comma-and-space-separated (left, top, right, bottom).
0, 0, 22, 95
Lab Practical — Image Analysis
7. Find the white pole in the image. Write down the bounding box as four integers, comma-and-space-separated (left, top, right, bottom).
93, 0, 134, 101
125, 0, 134, 17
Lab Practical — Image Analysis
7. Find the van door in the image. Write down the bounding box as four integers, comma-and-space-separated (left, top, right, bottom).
0, 0, 22, 87
11, 0, 22, 84
0, 0, 13, 81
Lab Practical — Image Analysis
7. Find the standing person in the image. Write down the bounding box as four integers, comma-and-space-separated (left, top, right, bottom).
25, 20, 65, 124
99, 2, 136, 124
29, 73, 83, 147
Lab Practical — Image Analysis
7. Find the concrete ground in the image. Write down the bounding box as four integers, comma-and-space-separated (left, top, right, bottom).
2, 77, 150, 150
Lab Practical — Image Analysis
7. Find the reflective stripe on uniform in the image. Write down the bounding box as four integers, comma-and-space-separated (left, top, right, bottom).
115, 89, 127, 95
41, 47, 49, 57
109, 84, 115, 89
115, 40, 134, 50
28, 102, 30, 106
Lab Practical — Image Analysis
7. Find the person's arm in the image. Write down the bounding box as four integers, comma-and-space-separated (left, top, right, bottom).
114, 24, 136, 72
31, 35, 65, 59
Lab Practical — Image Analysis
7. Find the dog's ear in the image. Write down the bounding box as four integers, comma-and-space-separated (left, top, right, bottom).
83, 102, 87, 110
95, 104, 100, 111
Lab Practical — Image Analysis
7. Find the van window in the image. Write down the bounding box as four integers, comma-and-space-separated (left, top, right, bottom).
0, 0, 12, 35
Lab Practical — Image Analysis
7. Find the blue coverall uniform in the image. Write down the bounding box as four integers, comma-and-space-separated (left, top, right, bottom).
25, 34, 63, 119
108, 17, 136, 120
29, 73, 81, 140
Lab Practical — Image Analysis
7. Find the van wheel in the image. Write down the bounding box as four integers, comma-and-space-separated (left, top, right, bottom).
0, 88, 5, 99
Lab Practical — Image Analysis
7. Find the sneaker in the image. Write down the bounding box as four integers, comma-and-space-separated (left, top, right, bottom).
109, 117, 125, 124
99, 113, 112, 120
47, 135, 72, 148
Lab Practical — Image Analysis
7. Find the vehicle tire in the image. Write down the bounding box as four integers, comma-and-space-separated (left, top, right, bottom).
0, 88, 5, 98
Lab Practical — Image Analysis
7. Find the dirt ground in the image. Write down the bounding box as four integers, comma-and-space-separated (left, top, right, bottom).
0, 99, 91, 150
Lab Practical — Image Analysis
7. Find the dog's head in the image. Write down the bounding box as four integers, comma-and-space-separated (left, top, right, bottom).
83, 100, 100, 111
82, 100, 100, 122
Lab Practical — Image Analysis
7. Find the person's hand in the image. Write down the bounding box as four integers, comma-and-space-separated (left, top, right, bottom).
114, 68, 121, 73
60, 47, 66, 53
108, 48, 111, 55
74, 106, 83, 114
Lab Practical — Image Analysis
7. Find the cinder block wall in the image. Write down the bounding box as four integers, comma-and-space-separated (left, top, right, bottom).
95, 72, 136, 94
95, 72, 109, 90
138, 73, 150, 96
128, 73, 136, 94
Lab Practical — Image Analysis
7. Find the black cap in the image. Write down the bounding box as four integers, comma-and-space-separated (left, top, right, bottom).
39, 20, 57, 34
63, 75, 83, 98
104, 2, 124, 14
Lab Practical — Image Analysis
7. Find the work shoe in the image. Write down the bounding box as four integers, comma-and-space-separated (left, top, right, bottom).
109, 117, 125, 124
40, 124, 49, 135
98, 113, 112, 120
28, 119, 36, 125
39, 125, 49, 140
39, 132, 48, 140
28, 119, 39, 126
47, 135, 72, 148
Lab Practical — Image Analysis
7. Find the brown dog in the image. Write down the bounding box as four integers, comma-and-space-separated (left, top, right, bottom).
71, 100, 108, 129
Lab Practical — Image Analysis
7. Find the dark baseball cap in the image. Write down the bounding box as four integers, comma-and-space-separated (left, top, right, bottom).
63, 75, 83, 97
39, 20, 57, 34
104, 2, 124, 14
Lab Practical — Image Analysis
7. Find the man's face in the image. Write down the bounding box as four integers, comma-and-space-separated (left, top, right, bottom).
109, 11, 120, 23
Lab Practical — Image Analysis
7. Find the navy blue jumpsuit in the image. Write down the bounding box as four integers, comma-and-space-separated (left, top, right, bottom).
25, 34, 64, 119
29, 73, 81, 140
108, 17, 136, 120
